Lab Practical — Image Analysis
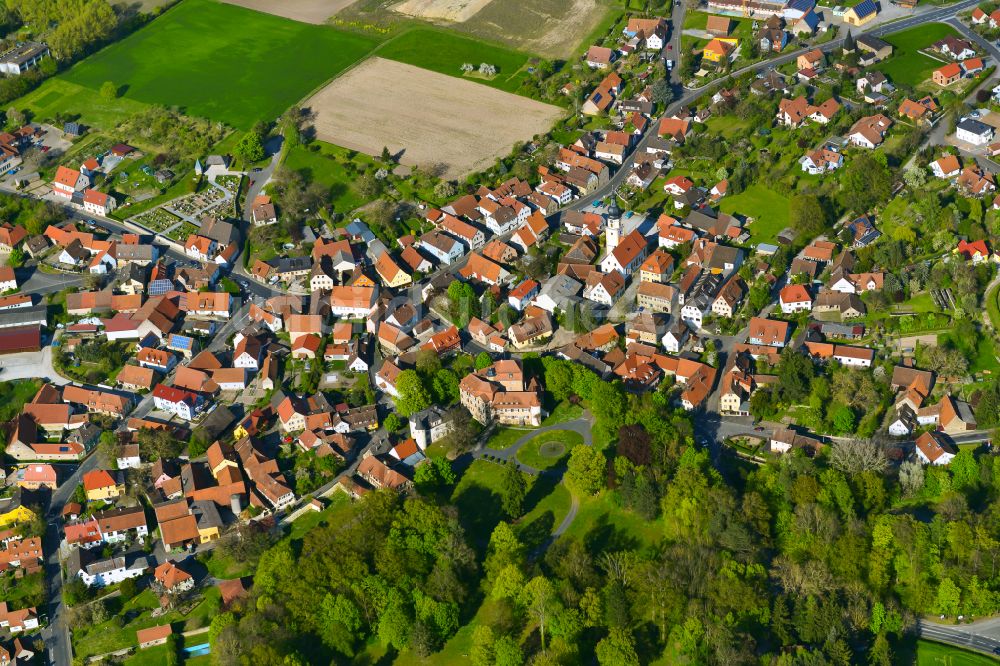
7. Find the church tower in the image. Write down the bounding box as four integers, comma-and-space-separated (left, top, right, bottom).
606, 200, 622, 254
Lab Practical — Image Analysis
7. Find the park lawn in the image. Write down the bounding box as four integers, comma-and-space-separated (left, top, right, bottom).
485, 427, 530, 451
54, 0, 378, 129
517, 482, 572, 538
376, 28, 533, 94
719, 184, 790, 243
452, 459, 566, 548
283, 142, 379, 215
560, 490, 663, 550
873, 24, 962, 88
543, 401, 584, 425
516, 430, 584, 470
73, 588, 221, 659
916, 639, 998, 666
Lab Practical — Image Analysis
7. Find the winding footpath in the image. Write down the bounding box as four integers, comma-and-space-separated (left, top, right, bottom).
473, 411, 595, 542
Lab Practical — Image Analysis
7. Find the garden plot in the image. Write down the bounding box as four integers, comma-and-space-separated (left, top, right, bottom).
304, 57, 564, 177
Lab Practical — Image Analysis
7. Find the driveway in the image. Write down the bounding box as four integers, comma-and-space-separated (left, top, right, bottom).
0, 347, 67, 385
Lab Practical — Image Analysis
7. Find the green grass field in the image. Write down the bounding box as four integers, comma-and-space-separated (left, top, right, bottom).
376, 28, 533, 94
873, 24, 962, 87
719, 184, 790, 243
44, 0, 378, 129
516, 430, 584, 470
916, 639, 998, 665
560, 490, 663, 548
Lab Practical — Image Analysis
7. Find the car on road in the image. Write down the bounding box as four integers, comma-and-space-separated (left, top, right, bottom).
754, 426, 765, 432
252, 167, 263, 173
667, 44, 672, 51
592, 200, 601, 207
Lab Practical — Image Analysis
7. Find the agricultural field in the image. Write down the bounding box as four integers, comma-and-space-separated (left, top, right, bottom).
376, 28, 535, 94
873, 23, 962, 88
394, 0, 493, 22
458, 0, 617, 59
37, 0, 378, 130
220, 0, 360, 23
303, 57, 564, 177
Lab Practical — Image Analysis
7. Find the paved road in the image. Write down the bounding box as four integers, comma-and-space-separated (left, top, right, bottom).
918, 617, 1000, 657
476, 414, 594, 474
241, 135, 283, 222
41, 447, 105, 666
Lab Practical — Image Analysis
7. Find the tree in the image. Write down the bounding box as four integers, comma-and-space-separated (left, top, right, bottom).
898, 459, 924, 496
475, 352, 493, 370
650, 79, 674, 107
237, 130, 266, 164
829, 438, 889, 475
499, 463, 527, 518
566, 446, 605, 496
414, 456, 456, 491
395, 369, 431, 416
841, 153, 891, 213
521, 576, 557, 652
99, 81, 117, 100
434, 180, 457, 200
903, 167, 926, 189
383, 413, 403, 433
831, 405, 856, 434
788, 194, 827, 237
596, 628, 640, 666
5, 107, 23, 127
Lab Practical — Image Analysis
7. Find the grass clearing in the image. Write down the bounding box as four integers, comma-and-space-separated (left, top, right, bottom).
16, 79, 152, 131
283, 142, 379, 214
376, 28, 533, 94
50, 0, 379, 129
916, 639, 998, 665
452, 459, 569, 548
560, 491, 663, 550
873, 24, 962, 88
719, 184, 790, 243
516, 430, 584, 470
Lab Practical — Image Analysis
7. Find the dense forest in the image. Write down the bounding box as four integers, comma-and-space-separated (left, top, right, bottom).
207, 358, 1000, 665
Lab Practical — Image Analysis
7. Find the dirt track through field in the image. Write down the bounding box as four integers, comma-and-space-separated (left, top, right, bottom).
221, 0, 356, 23
393, 0, 493, 21
304, 57, 564, 178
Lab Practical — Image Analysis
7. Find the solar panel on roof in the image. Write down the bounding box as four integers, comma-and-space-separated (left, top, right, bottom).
149, 279, 172, 296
